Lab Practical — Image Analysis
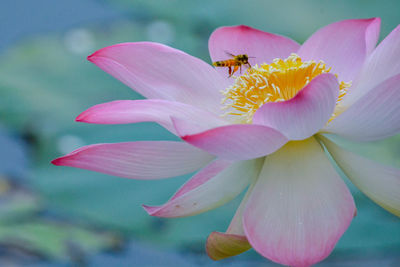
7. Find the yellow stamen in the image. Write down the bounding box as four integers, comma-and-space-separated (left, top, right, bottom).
221, 53, 351, 123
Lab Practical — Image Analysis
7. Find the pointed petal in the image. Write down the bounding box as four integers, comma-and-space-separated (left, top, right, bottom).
209, 25, 300, 78
253, 73, 339, 140
173, 118, 287, 160
169, 159, 231, 201
206, 232, 251, 261
51, 141, 214, 180
88, 42, 228, 112
325, 73, 400, 141
320, 135, 400, 217
343, 24, 400, 106
143, 158, 263, 217
243, 137, 355, 267
298, 18, 381, 81
76, 99, 227, 135
226, 181, 257, 236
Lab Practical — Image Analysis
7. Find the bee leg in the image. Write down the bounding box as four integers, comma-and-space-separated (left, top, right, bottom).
239, 65, 242, 74
232, 65, 239, 77
247, 63, 251, 68
228, 66, 233, 77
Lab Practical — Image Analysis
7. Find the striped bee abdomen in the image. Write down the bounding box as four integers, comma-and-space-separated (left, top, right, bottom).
213, 59, 236, 67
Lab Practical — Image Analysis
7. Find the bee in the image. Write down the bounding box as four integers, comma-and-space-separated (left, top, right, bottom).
212, 52, 253, 77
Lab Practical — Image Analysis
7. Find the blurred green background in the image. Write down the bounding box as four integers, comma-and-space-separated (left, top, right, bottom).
0, 0, 399, 266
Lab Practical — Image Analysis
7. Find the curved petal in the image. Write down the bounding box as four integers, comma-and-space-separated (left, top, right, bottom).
173, 118, 288, 160
76, 99, 228, 135
225, 181, 257, 236
209, 25, 300, 78
343, 24, 400, 106
88, 42, 229, 113
253, 73, 339, 140
324, 73, 400, 141
206, 232, 251, 261
169, 159, 231, 201
243, 137, 355, 267
143, 158, 263, 217
298, 18, 381, 81
319, 135, 400, 217
51, 141, 214, 180
205, 178, 260, 260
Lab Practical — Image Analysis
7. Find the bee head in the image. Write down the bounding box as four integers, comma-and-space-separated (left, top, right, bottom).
238, 54, 249, 63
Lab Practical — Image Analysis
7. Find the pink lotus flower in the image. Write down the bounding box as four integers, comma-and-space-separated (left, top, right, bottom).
52, 18, 400, 266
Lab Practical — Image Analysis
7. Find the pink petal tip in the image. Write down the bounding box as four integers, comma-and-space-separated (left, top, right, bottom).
75, 111, 87, 122
51, 158, 63, 166
142, 204, 160, 216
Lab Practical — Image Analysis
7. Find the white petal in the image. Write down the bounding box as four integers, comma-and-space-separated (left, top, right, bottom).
205, 179, 258, 261
173, 118, 287, 160
52, 141, 214, 180
88, 42, 229, 113
298, 18, 380, 82
320, 135, 400, 217
143, 158, 263, 217
253, 73, 339, 140
243, 137, 355, 267
76, 99, 227, 136
342, 24, 400, 107
324, 73, 400, 141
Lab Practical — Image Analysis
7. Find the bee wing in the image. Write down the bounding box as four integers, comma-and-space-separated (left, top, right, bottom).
224, 51, 236, 58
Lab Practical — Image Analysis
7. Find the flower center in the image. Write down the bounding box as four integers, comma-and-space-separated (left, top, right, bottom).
221, 53, 351, 123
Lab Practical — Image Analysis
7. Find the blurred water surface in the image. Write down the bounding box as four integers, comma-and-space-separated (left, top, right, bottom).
0, 0, 399, 266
